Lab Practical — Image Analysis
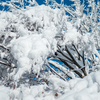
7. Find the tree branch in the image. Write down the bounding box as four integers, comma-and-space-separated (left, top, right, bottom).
0, 61, 10, 66
47, 64, 66, 81
65, 45, 87, 76
0, 44, 10, 51
57, 57, 84, 78
48, 61, 72, 79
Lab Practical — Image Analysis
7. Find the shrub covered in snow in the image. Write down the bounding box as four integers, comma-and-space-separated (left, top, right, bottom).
0, 0, 100, 100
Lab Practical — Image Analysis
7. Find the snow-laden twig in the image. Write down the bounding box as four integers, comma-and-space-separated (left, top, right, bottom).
47, 64, 66, 81
65, 45, 87, 76
48, 60, 73, 79
0, 61, 10, 66
0, 44, 9, 51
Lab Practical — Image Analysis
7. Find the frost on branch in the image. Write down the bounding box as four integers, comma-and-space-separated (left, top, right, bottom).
0, 0, 100, 86
48, 0, 100, 80
0, 0, 100, 100
0, 2, 69, 85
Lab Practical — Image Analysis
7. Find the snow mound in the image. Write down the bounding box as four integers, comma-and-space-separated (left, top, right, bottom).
58, 71, 100, 100
48, 77, 69, 93
11, 34, 51, 80
0, 85, 10, 100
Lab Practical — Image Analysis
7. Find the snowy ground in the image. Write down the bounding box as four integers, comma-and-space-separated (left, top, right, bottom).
0, 71, 100, 100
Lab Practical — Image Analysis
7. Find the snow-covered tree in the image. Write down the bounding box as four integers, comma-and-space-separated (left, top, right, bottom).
0, 0, 100, 100
49, 0, 100, 79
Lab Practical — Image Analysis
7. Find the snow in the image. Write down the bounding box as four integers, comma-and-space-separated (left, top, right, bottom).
23, 95, 35, 100
0, 86, 9, 100
57, 71, 100, 100
48, 77, 69, 91
11, 34, 51, 80
64, 22, 81, 44
0, 4, 82, 80
0, 71, 100, 100
8, 5, 65, 79
0, 1, 100, 100
18, 25, 29, 37
48, 60, 75, 78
